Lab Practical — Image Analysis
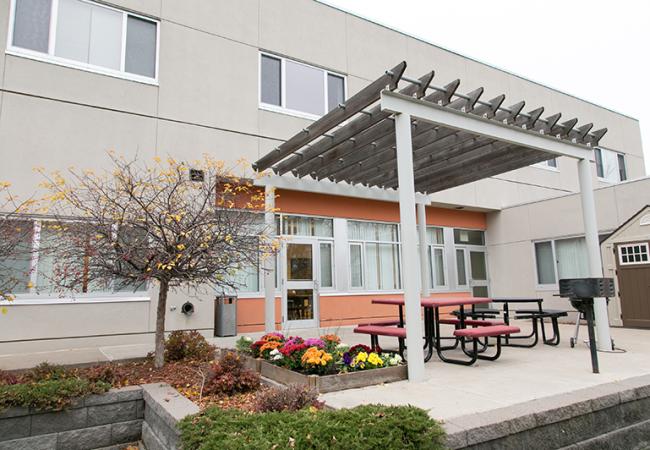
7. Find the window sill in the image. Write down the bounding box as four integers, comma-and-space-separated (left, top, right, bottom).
0, 295, 150, 306
259, 103, 321, 121
532, 164, 560, 173
535, 284, 559, 292
5, 48, 159, 86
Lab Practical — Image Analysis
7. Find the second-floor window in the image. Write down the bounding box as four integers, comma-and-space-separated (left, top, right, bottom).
9, 0, 158, 82
595, 148, 627, 183
260, 53, 346, 118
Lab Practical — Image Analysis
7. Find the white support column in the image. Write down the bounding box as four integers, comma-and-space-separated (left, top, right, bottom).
395, 112, 426, 381
577, 158, 613, 351
417, 202, 429, 296
263, 184, 276, 333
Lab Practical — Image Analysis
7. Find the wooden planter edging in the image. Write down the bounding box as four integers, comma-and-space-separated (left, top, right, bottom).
241, 355, 407, 393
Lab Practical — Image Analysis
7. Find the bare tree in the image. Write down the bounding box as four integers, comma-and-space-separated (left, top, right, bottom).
38, 154, 277, 367
0, 183, 35, 303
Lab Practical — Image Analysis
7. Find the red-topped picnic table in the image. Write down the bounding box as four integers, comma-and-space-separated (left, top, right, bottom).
354, 297, 520, 365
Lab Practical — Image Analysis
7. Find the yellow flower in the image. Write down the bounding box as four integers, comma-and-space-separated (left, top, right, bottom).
368, 353, 384, 366
356, 352, 368, 363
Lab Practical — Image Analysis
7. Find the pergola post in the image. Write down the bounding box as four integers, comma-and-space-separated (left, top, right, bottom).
264, 184, 276, 332
577, 158, 613, 351
395, 112, 426, 381
417, 202, 429, 295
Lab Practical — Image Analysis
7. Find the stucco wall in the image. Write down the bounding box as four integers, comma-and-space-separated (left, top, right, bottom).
486, 176, 650, 322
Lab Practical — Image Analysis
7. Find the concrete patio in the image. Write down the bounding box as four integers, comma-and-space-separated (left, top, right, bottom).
1, 321, 649, 423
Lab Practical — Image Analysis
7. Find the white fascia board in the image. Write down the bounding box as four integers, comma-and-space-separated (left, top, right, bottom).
255, 174, 431, 204
381, 91, 594, 162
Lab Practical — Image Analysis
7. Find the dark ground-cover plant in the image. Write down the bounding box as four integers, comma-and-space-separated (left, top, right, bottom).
0, 378, 111, 411
254, 384, 322, 413
164, 330, 216, 362
23, 361, 72, 382
179, 404, 446, 450
203, 351, 260, 396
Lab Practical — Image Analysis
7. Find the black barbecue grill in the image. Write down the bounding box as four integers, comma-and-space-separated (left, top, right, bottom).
558, 278, 615, 373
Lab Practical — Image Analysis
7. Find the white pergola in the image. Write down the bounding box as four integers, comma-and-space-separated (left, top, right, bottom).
253, 61, 612, 381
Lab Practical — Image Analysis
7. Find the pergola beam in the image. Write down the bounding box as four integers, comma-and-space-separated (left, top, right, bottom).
380, 91, 595, 161
254, 61, 407, 171
276, 69, 434, 176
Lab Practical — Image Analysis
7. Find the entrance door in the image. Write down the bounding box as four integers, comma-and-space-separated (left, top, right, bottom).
615, 241, 650, 328
468, 250, 489, 298
282, 240, 319, 329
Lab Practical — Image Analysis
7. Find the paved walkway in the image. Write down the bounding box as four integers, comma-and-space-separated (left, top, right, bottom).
2, 321, 650, 424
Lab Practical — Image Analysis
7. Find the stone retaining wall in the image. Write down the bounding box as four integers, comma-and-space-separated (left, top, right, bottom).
445, 374, 650, 449
0, 386, 144, 450
140, 383, 199, 450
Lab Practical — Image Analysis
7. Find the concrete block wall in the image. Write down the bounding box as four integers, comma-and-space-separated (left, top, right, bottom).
0, 386, 144, 450
140, 383, 200, 450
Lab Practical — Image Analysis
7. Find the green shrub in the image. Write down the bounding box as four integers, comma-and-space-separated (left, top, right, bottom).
165, 330, 216, 362
204, 352, 260, 396
179, 404, 446, 450
254, 384, 321, 413
235, 336, 253, 354
24, 362, 71, 382
0, 378, 111, 411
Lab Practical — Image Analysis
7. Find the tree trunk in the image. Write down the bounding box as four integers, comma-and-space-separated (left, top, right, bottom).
154, 279, 169, 368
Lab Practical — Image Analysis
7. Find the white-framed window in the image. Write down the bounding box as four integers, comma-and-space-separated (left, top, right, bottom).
618, 243, 649, 265
595, 148, 627, 183
0, 219, 148, 300
533, 158, 559, 171
455, 248, 468, 287
7, 0, 159, 84
534, 236, 590, 287
348, 220, 401, 291
259, 52, 346, 119
426, 227, 447, 290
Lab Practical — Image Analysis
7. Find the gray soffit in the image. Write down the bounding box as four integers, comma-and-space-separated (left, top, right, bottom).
253, 62, 607, 195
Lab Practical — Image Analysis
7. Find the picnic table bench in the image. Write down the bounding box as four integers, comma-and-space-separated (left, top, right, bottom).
353, 297, 520, 365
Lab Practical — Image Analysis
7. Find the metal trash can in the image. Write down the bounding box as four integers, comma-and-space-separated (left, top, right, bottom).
214, 296, 237, 337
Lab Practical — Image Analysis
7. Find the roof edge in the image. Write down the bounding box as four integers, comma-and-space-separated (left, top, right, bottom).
314, 0, 640, 122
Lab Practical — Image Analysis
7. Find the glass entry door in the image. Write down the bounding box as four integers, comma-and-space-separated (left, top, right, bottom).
469, 250, 489, 298
282, 240, 319, 329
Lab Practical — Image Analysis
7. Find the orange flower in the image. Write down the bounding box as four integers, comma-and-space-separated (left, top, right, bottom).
320, 334, 341, 344
260, 341, 282, 353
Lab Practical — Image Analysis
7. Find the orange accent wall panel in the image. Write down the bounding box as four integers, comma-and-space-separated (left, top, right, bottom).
275, 189, 485, 229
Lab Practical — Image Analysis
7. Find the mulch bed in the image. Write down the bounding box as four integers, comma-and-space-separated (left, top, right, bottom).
75, 359, 266, 411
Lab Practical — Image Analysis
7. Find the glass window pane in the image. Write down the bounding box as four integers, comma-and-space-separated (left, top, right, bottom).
12, 0, 52, 52
350, 244, 362, 288
617, 154, 627, 181
125, 15, 157, 78
327, 73, 344, 112
454, 229, 485, 245
378, 243, 400, 290
535, 241, 556, 284
0, 221, 33, 295
282, 216, 332, 237
286, 244, 312, 281
469, 251, 487, 281
287, 289, 313, 321
364, 243, 379, 290
55, 0, 92, 63
231, 264, 259, 292
432, 248, 445, 287
556, 237, 589, 279
319, 243, 333, 288
426, 227, 444, 245
547, 158, 558, 168
472, 286, 489, 298
88, 4, 122, 70
285, 60, 324, 116
595, 149, 604, 178
456, 249, 467, 286
261, 55, 281, 106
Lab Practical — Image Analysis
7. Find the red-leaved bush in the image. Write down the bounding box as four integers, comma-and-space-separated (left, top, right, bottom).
204, 352, 260, 396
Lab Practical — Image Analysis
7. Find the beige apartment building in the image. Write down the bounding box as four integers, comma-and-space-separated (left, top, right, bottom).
0, 0, 647, 356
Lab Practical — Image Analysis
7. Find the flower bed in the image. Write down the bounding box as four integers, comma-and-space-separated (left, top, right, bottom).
235, 333, 407, 393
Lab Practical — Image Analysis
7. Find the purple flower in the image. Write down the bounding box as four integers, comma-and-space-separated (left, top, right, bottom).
342, 352, 352, 365
304, 338, 325, 348
285, 336, 304, 347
